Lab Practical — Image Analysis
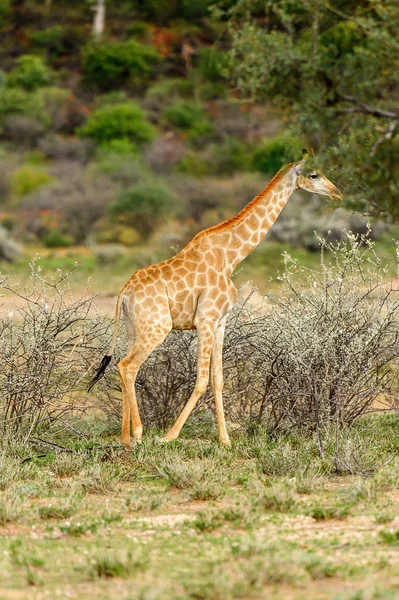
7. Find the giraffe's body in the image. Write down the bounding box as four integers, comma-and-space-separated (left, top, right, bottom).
89, 151, 342, 448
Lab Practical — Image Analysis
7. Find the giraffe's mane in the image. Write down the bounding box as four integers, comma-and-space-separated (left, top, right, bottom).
192, 162, 295, 241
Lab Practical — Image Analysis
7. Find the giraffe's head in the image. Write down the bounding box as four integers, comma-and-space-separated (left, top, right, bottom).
294, 149, 342, 201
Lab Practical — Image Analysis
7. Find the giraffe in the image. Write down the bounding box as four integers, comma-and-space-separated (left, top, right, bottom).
88, 149, 342, 448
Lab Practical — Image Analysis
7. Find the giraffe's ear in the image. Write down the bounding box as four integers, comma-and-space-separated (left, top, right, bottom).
295, 149, 308, 174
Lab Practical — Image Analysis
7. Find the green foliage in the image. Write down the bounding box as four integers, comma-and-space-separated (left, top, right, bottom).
177, 152, 212, 176
252, 136, 303, 174
135, 0, 179, 24
110, 181, 177, 238
197, 47, 228, 82
0, 87, 34, 118
210, 137, 250, 174
7, 55, 51, 91
180, 0, 213, 21
82, 40, 158, 91
10, 166, 52, 198
78, 103, 156, 146
146, 77, 195, 100
224, 0, 399, 219
163, 100, 208, 130
126, 21, 150, 39
43, 230, 74, 248
0, 0, 9, 26
30, 25, 67, 55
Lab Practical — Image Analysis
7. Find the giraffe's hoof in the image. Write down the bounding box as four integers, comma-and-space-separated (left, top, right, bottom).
220, 438, 231, 447
154, 435, 169, 444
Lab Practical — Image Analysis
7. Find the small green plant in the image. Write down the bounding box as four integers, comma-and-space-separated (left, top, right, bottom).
10, 166, 52, 198
50, 452, 86, 477
30, 25, 66, 56
79, 102, 156, 146
7, 55, 51, 91
192, 506, 225, 532
197, 47, 228, 82
308, 504, 350, 521
157, 456, 227, 500
38, 491, 81, 520
0, 453, 20, 490
88, 549, 148, 579
0, 493, 23, 525
43, 230, 74, 248
163, 100, 210, 131
9, 539, 45, 568
379, 530, 399, 545
0, 0, 10, 27
81, 463, 117, 495
253, 480, 297, 513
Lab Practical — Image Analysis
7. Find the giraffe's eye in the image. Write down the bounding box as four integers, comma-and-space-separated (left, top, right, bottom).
309, 173, 319, 180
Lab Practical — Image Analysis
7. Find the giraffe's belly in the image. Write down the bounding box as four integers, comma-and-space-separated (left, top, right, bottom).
167, 285, 197, 330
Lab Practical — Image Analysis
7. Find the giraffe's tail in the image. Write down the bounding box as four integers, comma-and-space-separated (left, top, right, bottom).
88, 291, 124, 391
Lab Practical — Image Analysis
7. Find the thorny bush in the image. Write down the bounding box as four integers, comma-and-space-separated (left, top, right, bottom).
0, 260, 109, 442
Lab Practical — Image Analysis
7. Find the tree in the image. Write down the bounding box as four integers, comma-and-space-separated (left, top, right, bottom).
219, 0, 399, 219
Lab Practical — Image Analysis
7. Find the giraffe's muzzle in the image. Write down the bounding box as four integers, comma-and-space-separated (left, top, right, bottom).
330, 186, 343, 201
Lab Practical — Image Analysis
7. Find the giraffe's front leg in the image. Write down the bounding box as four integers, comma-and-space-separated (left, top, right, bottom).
211, 320, 230, 447
162, 321, 215, 442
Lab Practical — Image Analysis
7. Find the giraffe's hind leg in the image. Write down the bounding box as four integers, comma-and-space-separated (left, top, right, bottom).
118, 325, 170, 449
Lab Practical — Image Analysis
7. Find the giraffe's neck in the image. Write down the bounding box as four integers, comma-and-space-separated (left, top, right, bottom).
193, 165, 297, 274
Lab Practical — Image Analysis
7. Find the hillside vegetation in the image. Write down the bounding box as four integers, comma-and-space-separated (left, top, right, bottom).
0, 0, 396, 292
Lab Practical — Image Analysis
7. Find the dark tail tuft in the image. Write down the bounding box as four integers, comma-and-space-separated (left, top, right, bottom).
88, 355, 112, 391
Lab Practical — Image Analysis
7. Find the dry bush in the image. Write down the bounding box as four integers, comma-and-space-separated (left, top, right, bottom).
0, 226, 21, 262
3, 115, 45, 147
222, 231, 399, 438
0, 261, 109, 442
20, 164, 116, 243
38, 135, 94, 163
143, 134, 186, 173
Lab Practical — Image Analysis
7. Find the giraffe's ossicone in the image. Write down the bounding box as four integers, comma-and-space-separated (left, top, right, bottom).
88, 149, 342, 448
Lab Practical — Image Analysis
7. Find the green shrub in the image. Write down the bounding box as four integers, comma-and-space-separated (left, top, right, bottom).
209, 137, 250, 174
78, 103, 156, 146
7, 55, 51, 91
0, 0, 9, 26
197, 47, 228, 82
136, 0, 179, 23
146, 78, 195, 100
180, 0, 213, 20
126, 21, 150, 40
252, 136, 303, 174
10, 166, 52, 198
163, 100, 208, 130
110, 181, 177, 238
0, 87, 34, 118
30, 25, 66, 55
82, 40, 158, 91
43, 230, 74, 248
177, 153, 212, 176
95, 138, 138, 157
198, 81, 226, 101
